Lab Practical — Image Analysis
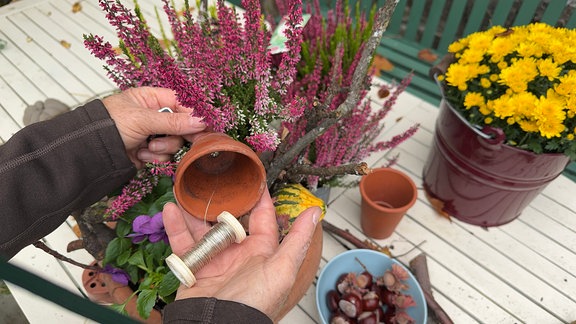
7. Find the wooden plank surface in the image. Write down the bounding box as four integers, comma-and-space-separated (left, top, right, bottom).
2, 1, 576, 324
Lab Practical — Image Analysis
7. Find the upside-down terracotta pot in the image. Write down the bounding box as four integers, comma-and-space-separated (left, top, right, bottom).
359, 168, 418, 239
174, 132, 267, 221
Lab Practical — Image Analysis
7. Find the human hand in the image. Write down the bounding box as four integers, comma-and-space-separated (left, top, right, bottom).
162, 190, 322, 321
102, 87, 206, 168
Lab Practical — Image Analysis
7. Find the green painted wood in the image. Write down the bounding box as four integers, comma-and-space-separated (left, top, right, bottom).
402, 0, 426, 41
436, 0, 467, 53
540, 1, 569, 26
567, 8, 576, 28
419, 0, 447, 48
489, 0, 516, 27
512, 0, 542, 26
386, 0, 408, 35
461, 0, 491, 37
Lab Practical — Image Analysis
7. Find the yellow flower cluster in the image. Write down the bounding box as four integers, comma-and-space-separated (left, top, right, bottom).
440, 23, 576, 157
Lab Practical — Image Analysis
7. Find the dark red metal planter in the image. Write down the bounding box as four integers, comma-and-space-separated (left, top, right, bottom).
422, 100, 570, 227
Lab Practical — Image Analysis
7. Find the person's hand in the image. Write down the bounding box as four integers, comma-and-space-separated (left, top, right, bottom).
102, 87, 206, 168
162, 190, 322, 321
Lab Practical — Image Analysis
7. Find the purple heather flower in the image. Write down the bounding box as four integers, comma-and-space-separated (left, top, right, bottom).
127, 212, 169, 244
102, 264, 130, 286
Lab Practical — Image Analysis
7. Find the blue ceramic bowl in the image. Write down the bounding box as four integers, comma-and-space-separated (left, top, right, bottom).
316, 249, 427, 323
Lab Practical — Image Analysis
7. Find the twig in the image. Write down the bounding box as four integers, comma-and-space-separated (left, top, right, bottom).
322, 220, 391, 256
409, 254, 454, 324
33, 241, 99, 270
285, 162, 371, 183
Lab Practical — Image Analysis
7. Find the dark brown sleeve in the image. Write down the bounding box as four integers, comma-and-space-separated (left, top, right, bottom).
162, 298, 273, 324
0, 100, 136, 259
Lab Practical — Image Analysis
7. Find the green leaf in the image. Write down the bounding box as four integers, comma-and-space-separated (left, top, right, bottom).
157, 271, 180, 297
145, 241, 171, 267
108, 303, 128, 315
136, 289, 158, 319
148, 191, 175, 215
116, 218, 133, 237
128, 249, 146, 268
117, 249, 132, 266
104, 237, 132, 264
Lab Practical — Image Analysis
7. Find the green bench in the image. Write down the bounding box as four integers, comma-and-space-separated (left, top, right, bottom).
378, 0, 576, 106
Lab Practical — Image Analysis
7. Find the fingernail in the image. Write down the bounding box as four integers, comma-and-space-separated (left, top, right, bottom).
150, 141, 166, 152
138, 150, 153, 161
312, 207, 322, 225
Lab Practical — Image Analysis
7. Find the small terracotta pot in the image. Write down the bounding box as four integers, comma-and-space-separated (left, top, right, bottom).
81, 263, 161, 323
81, 264, 114, 305
174, 132, 267, 221
359, 168, 417, 239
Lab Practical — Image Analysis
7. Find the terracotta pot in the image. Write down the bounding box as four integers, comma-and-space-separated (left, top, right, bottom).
174, 132, 267, 222
276, 224, 323, 321
422, 99, 570, 227
359, 168, 418, 239
81, 264, 115, 305
81, 264, 161, 323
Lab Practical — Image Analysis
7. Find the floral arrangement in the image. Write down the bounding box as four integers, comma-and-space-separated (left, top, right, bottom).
440, 22, 576, 159
75, 0, 417, 319
276, 0, 418, 189
84, 0, 303, 152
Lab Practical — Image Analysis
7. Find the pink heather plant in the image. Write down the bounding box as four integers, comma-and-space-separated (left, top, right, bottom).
277, 0, 420, 189
85, 0, 304, 152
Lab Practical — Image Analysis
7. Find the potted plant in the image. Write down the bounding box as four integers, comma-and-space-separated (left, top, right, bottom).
67, 0, 417, 321
423, 22, 575, 227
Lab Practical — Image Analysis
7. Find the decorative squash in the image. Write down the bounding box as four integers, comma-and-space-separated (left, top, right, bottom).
273, 183, 327, 239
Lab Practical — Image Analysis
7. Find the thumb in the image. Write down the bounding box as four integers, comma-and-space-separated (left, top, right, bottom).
142, 110, 206, 136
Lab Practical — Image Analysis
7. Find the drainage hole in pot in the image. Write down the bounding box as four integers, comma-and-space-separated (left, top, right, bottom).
375, 201, 394, 208
88, 271, 95, 277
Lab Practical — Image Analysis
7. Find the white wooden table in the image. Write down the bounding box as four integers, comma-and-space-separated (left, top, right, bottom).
2, 1, 576, 323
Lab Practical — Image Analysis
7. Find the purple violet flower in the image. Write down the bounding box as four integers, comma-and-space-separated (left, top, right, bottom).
102, 264, 130, 286
127, 212, 169, 244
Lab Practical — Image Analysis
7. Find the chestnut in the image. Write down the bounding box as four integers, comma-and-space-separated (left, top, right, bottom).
327, 290, 340, 312
355, 271, 373, 289
336, 273, 352, 294
330, 311, 354, 324
361, 291, 380, 311
357, 311, 378, 324
339, 292, 363, 318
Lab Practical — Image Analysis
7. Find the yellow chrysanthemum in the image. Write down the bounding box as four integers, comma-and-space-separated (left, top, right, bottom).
555, 72, 576, 97
534, 92, 566, 138
463, 92, 485, 110
498, 57, 538, 93
480, 78, 491, 88
537, 58, 561, 81
492, 95, 516, 119
518, 120, 538, 133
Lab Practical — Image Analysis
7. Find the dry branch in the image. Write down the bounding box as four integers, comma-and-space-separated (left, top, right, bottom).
410, 253, 454, 324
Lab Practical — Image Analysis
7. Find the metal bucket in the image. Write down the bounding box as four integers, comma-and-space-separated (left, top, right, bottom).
422, 100, 570, 227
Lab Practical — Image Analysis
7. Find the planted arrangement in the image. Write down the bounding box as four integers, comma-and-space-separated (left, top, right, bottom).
440, 22, 576, 159
71, 0, 417, 319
